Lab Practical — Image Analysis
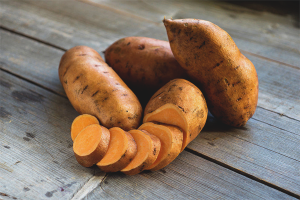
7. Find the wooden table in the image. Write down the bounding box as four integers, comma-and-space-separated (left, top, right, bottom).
0, 1, 299, 199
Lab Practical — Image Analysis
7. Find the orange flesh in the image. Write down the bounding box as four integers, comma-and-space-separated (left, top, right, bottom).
139, 124, 171, 170
73, 124, 102, 156
71, 114, 99, 141
121, 130, 150, 172
98, 127, 128, 166
144, 104, 187, 150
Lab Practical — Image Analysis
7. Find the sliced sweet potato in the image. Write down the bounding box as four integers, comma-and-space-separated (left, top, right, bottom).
121, 130, 161, 175
71, 114, 99, 141
97, 127, 137, 172
138, 122, 183, 171
144, 79, 208, 151
73, 124, 110, 167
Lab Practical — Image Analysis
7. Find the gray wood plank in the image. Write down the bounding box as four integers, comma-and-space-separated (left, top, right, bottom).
89, 0, 300, 67
0, 71, 106, 199
83, 151, 295, 200
189, 113, 300, 196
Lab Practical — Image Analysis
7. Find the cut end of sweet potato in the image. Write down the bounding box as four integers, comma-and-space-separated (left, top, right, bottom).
143, 103, 188, 151
121, 130, 161, 175
73, 124, 110, 167
138, 122, 182, 171
97, 127, 137, 172
71, 114, 99, 141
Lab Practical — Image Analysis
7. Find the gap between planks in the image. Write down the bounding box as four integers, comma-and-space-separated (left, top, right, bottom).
185, 148, 300, 199
1, 24, 299, 199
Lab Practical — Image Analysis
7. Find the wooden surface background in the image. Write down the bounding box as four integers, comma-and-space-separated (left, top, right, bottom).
0, 1, 299, 199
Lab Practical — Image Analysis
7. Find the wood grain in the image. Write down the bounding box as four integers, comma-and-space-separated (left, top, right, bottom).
83, 151, 296, 200
0, 71, 99, 199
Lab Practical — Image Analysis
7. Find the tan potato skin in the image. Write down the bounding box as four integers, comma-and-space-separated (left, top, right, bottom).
59, 46, 142, 130
144, 79, 208, 150
97, 129, 137, 172
104, 37, 188, 105
73, 125, 110, 167
163, 19, 259, 127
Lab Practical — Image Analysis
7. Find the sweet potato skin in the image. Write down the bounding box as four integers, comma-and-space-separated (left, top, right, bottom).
59, 46, 142, 130
163, 19, 259, 127
98, 128, 137, 172
105, 37, 188, 105
144, 79, 208, 150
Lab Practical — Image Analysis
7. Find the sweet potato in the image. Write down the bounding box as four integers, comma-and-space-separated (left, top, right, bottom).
59, 46, 142, 130
104, 37, 188, 106
139, 122, 183, 171
97, 127, 137, 172
73, 124, 110, 167
144, 79, 208, 151
163, 19, 259, 127
71, 114, 99, 141
121, 130, 161, 175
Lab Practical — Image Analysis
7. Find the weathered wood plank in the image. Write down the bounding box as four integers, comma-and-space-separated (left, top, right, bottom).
83, 151, 296, 200
189, 113, 300, 195
0, 0, 299, 68
0, 71, 104, 199
88, 0, 300, 67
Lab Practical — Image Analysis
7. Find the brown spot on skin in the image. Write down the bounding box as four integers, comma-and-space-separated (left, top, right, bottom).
103, 71, 109, 74
196, 41, 205, 49
64, 80, 67, 84
138, 44, 145, 50
122, 94, 128, 96
234, 65, 240, 70
73, 75, 81, 83
177, 105, 186, 113
153, 148, 156, 155
92, 90, 99, 97
94, 65, 101, 67
127, 42, 131, 46
236, 97, 242, 102
81, 85, 88, 94
78, 54, 87, 56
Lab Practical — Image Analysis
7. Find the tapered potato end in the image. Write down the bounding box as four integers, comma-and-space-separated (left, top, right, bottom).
97, 127, 137, 172
139, 122, 183, 171
73, 124, 110, 167
71, 114, 99, 141
121, 130, 161, 175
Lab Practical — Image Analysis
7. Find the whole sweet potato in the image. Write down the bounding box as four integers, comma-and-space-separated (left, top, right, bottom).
164, 19, 259, 127
59, 46, 142, 130
105, 37, 187, 104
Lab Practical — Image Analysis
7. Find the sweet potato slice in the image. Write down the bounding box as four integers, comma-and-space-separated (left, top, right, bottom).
97, 127, 137, 172
144, 79, 208, 151
71, 114, 99, 141
138, 122, 183, 171
121, 130, 161, 175
73, 124, 110, 167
